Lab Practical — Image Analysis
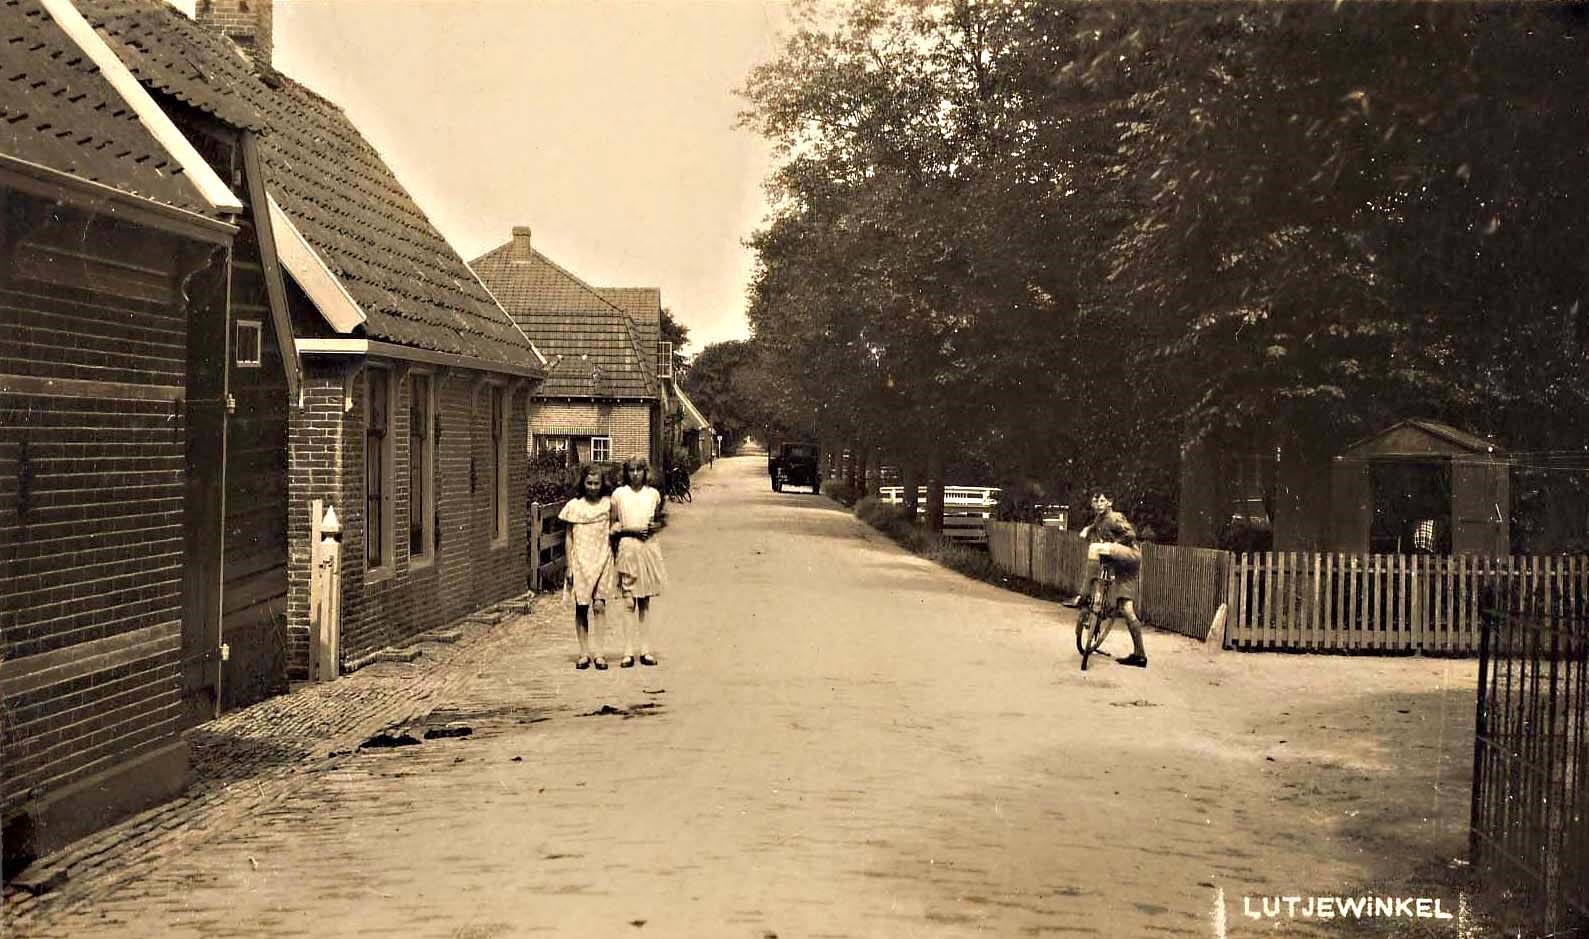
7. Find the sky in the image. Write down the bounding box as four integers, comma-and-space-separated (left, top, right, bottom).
244, 0, 793, 351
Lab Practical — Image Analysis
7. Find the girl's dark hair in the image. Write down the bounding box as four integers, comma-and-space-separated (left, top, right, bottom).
574, 463, 611, 497
620, 457, 650, 485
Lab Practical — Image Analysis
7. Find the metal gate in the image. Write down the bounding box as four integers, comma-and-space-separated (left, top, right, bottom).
1471, 564, 1589, 934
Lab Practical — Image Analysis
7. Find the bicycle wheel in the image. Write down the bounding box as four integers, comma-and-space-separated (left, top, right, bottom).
1085, 613, 1116, 656
1074, 609, 1090, 656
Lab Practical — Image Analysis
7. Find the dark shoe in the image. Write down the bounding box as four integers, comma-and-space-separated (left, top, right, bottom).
575, 656, 591, 670
620, 656, 635, 668
638, 654, 658, 667
1119, 653, 1149, 668
593, 657, 609, 670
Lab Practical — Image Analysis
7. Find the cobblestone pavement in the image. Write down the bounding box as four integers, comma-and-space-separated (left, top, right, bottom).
5, 458, 1480, 938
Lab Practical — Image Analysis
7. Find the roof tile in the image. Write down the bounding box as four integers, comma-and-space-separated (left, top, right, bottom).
472, 241, 657, 399
74, 0, 540, 372
0, 0, 210, 213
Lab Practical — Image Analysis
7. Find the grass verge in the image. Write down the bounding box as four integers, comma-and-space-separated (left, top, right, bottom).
853, 497, 1072, 603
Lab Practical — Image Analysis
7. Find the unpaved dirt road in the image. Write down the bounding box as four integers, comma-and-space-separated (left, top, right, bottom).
15, 457, 1478, 938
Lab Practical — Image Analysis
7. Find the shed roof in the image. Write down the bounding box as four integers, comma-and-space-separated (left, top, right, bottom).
0, 0, 212, 214
675, 385, 711, 433
1341, 418, 1504, 459
75, 0, 542, 374
472, 241, 657, 400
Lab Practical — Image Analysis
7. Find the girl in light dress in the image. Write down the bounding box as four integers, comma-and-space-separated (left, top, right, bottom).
558, 465, 615, 670
610, 457, 668, 667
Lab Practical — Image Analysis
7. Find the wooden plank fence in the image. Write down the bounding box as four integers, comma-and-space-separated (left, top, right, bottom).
987, 523, 1221, 640
527, 502, 567, 591
1140, 542, 1229, 643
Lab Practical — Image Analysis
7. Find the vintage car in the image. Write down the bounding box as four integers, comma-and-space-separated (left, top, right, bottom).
769, 442, 822, 493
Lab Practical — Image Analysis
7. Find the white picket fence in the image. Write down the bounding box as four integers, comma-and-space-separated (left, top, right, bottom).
878, 486, 998, 544
1228, 553, 1589, 653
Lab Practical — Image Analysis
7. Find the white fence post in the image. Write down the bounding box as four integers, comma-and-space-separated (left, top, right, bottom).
309, 503, 342, 682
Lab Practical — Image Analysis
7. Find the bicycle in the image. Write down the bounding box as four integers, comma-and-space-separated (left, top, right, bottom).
664, 467, 693, 503
1074, 558, 1125, 671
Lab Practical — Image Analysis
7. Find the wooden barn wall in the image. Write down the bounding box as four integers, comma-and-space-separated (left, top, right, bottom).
220, 216, 289, 711
0, 210, 191, 817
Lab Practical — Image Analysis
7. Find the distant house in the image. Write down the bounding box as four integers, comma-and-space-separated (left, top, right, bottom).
673, 385, 717, 467
1, 0, 242, 869
76, 0, 547, 680
472, 228, 663, 469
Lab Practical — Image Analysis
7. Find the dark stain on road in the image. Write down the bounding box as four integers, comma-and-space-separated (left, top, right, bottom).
579, 703, 665, 719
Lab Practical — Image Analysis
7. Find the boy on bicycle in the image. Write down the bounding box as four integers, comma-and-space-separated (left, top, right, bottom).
1067, 492, 1149, 668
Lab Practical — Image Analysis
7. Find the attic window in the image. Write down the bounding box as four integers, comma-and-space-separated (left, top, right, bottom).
235, 320, 262, 367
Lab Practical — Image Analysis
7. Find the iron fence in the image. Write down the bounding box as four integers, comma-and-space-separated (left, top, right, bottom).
1471, 568, 1589, 934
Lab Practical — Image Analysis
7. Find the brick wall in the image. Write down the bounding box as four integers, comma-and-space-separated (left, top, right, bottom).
529, 399, 652, 465
1, 223, 191, 818
193, 0, 272, 64
287, 359, 529, 676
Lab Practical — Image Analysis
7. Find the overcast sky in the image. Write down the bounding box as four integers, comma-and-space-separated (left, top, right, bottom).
258, 0, 791, 351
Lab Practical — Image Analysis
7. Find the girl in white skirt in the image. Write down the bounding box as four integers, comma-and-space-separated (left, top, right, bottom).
558, 465, 614, 670
610, 457, 667, 667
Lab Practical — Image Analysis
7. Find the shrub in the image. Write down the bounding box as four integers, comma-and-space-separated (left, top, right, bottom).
528, 452, 574, 506
853, 497, 1067, 602
824, 479, 860, 506
1217, 516, 1274, 553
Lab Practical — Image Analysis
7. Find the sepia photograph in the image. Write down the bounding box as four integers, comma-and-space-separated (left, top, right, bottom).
1, 0, 1586, 936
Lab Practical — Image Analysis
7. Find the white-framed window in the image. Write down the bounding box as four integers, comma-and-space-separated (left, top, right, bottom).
591, 436, 612, 463
657, 341, 673, 380
408, 371, 435, 566
235, 320, 262, 367
365, 366, 395, 576
491, 384, 509, 545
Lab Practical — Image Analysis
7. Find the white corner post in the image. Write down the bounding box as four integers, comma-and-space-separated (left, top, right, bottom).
309, 501, 343, 681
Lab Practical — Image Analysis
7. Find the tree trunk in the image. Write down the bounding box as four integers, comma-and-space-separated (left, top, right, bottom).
925, 448, 945, 533
864, 447, 880, 500
901, 459, 921, 522
847, 442, 861, 493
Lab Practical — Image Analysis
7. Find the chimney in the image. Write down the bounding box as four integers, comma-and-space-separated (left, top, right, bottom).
510, 226, 533, 263
195, 0, 273, 67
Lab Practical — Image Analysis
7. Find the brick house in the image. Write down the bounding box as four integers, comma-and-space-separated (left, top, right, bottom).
472, 229, 663, 470
76, 0, 546, 679
1, 0, 244, 869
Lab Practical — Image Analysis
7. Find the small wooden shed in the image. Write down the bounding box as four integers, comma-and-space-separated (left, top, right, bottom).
1326, 419, 1509, 556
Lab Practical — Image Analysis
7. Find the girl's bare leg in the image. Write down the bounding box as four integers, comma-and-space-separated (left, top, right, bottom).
635, 597, 653, 659
574, 604, 592, 661
622, 595, 638, 660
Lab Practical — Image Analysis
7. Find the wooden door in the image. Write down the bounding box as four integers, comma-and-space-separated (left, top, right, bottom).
179, 246, 231, 728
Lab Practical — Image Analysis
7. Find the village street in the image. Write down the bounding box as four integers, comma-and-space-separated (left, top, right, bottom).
6, 457, 1479, 939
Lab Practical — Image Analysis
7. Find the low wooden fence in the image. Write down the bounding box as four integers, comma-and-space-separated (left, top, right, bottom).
985, 525, 1589, 653
987, 523, 1224, 640
1226, 554, 1589, 654
1471, 568, 1589, 933
527, 502, 567, 591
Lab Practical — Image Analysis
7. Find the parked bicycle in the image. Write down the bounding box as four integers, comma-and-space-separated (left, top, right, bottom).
664, 466, 693, 503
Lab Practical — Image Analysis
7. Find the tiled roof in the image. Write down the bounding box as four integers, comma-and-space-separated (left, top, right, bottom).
78, 0, 265, 132
596, 286, 662, 372
0, 0, 209, 213
75, 0, 541, 373
472, 242, 657, 400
